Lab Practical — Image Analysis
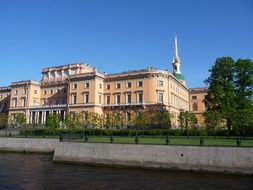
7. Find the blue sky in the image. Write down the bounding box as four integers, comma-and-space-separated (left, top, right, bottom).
0, 0, 252, 88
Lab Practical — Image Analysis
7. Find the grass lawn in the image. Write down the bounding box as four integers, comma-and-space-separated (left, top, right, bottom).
1, 134, 252, 147
84, 136, 253, 147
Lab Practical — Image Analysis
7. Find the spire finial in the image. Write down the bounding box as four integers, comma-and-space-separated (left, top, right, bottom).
174, 34, 179, 61
172, 34, 181, 74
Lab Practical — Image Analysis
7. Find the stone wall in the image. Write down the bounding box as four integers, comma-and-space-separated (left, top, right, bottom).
0, 138, 252, 174
0, 137, 58, 153
53, 142, 253, 174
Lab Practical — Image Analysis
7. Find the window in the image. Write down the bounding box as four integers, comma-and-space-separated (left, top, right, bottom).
127, 94, 131, 104
73, 83, 77, 89
106, 96, 110, 104
43, 90, 47, 95
137, 81, 143, 87
127, 82, 131, 88
72, 94, 77, 104
15, 90, 18, 95
192, 96, 197, 100
23, 89, 27, 94
85, 82, 89, 88
13, 98, 17, 107
137, 93, 143, 103
116, 83, 121, 89
57, 89, 60, 93
116, 95, 120, 104
84, 93, 89, 104
63, 88, 66, 93
158, 93, 163, 103
99, 94, 102, 104
99, 83, 102, 89
51, 90, 53, 94
34, 90, 37, 94
192, 103, 198, 111
106, 84, 110, 90
158, 80, 163, 87
0, 95, 2, 99
21, 97, 26, 107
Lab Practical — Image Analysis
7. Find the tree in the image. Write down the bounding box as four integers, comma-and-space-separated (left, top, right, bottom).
105, 112, 112, 129
205, 57, 253, 135
178, 111, 197, 137
234, 59, 253, 135
0, 113, 8, 128
63, 113, 78, 128
204, 57, 236, 131
91, 113, 99, 128
45, 113, 61, 129
113, 112, 121, 129
155, 111, 172, 129
135, 112, 147, 129
14, 113, 26, 127
203, 110, 223, 135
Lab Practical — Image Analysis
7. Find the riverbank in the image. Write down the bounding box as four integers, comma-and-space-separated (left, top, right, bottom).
0, 137, 252, 174
0, 137, 58, 153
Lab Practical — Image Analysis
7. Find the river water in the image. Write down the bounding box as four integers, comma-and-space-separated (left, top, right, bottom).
0, 152, 252, 190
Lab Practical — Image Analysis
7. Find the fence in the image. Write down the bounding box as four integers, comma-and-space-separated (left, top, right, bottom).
59, 133, 248, 147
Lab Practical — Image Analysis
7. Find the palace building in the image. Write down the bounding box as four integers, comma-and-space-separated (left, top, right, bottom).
189, 87, 208, 126
0, 37, 207, 127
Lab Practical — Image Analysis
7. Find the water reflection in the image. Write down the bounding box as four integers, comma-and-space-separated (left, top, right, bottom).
0, 152, 252, 190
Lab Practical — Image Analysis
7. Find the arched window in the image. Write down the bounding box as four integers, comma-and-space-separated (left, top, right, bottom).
192, 103, 198, 111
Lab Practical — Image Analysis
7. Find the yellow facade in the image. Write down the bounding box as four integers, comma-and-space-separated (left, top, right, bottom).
189, 87, 208, 127
1, 63, 190, 127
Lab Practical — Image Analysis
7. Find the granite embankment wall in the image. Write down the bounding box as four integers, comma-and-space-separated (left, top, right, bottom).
0, 138, 58, 153
0, 138, 252, 174
53, 142, 253, 174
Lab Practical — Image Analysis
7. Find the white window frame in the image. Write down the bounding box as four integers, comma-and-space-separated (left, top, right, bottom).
106, 95, 110, 105
115, 94, 121, 104
72, 94, 77, 104
137, 81, 143, 87
126, 93, 131, 104
84, 93, 89, 104
158, 92, 163, 103
137, 93, 143, 103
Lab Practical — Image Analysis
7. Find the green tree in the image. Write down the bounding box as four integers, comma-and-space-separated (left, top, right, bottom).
204, 57, 236, 131
91, 113, 99, 128
63, 113, 78, 128
0, 113, 8, 128
155, 111, 172, 129
45, 113, 61, 129
135, 112, 147, 129
203, 110, 223, 135
234, 59, 253, 135
105, 112, 112, 129
14, 113, 26, 127
178, 111, 197, 137
113, 112, 121, 129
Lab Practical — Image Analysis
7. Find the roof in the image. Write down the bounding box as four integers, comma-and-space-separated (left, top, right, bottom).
174, 73, 185, 80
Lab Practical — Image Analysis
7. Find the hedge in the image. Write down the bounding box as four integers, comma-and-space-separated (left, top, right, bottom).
19, 127, 253, 137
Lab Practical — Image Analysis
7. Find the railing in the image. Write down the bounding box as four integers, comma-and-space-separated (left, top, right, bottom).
103, 102, 145, 107
58, 133, 248, 147
29, 104, 67, 109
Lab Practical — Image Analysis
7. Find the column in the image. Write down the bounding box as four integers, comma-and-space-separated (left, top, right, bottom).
41, 111, 44, 124
29, 112, 32, 124
35, 111, 39, 124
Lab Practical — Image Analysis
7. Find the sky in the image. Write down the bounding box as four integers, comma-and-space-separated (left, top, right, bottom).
0, 0, 252, 88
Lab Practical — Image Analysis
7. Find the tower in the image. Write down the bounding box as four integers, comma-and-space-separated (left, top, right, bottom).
172, 36, 186, 85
